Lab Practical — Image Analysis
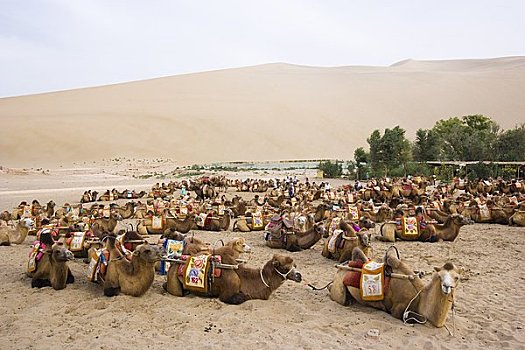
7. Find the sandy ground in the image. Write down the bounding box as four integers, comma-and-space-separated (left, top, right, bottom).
0, 166, 524, 349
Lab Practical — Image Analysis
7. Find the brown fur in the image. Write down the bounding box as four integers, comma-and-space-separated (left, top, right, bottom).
27, 245, 75, 290
102, 243, 162, 297
329, 248, 462, 327
165, 253, 301, 304
0, 218, 33, 246
509, 211, 525, 226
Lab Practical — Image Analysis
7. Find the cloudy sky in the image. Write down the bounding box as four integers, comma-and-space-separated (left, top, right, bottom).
1, 0, 524, 97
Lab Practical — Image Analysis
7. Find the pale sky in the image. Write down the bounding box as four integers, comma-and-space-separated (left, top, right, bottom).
1, 0, 524, 97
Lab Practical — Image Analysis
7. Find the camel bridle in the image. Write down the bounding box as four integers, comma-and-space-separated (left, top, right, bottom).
260, 264, 296, 289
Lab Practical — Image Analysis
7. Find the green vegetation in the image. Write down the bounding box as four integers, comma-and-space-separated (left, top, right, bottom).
318, 160, 343, 178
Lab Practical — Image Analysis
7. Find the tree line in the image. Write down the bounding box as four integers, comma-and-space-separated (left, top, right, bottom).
319, 115, 525, 180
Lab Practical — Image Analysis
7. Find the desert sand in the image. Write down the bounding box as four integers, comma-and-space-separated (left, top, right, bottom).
1, 57, 525, 167
0, 164, 524, 350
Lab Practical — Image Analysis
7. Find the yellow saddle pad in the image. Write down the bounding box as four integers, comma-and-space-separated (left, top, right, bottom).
70, 232, 86, 252
400, 216, 420, 239
348, 206, 359, 221
152, 216, 163, 230
183, 255, 210, 293
360, 261, 385, 301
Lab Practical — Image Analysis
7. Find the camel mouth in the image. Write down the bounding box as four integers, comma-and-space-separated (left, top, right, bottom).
287, 268, 302, 283
441, 285, 453, 295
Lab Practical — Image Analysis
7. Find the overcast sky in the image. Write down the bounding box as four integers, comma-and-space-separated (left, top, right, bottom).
1, 0, 524, 97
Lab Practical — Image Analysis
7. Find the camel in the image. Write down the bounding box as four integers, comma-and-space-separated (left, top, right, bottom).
0, 218, 34, 246
42, 200, 56, 218
314, 203, 331, 223
266, 194, 285, 208
329, 247, 463, 328
116, 202, 136, 219
433, 214, 473, 241
376, 221, 437, 243
509, 211, 525, 227
165, 253, 301, 304
137, 214, 197, 235
321, 218, 375, 262
462, 203, 510, 225
265, 219, 326, 252
27, 243, 75, 290
100, 241, 162, 297
91, 213, 121, 237
360, 205, 393, 223
197, 211, 231, 231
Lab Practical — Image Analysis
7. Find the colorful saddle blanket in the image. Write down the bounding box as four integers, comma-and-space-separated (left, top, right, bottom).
159, 239, 185, 275
179, 254, 222, 293
27, 241, 48, 273
342, 260, 389, 302
396, 217, 422, 240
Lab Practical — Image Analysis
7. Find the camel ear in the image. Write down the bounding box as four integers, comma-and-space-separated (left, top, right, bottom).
272, 256, 280, 267
434, 266, 441, 272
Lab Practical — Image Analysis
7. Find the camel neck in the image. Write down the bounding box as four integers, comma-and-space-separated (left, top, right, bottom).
416, 276, 454, 327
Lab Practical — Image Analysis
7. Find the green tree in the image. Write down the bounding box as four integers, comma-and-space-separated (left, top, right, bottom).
353, 147, 369, 179
318, 160, 343, 178
367, 126, 411, 177
413, 129, 441, 161
494, 124, 525, 161
433, 115, 499, 161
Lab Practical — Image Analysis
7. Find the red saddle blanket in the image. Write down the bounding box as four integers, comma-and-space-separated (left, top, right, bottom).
342, 261, 391, 294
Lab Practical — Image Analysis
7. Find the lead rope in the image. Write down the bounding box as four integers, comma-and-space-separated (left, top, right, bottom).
402, 289, 427, 325
444, 299, 456, 337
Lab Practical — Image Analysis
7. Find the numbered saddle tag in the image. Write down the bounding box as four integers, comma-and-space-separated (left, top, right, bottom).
70, 232, 85, 252
360, 261, 385, 301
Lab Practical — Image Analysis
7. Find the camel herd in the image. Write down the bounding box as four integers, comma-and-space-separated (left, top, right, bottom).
0, 174, 524, 329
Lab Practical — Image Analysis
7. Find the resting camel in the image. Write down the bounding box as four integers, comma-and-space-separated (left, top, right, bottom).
91, 213, 121, 237
509, 211, 525, 227
376, 214, 437, 243
433, 214, 472, 241
265, 220, 326, 252
360, 205, 393, 223
0, 218, 34, 246
27, 242, 75, 290
101, 241, 162, 297
266, 195, 285, 209
137, 214, 197, 235
116, 202, 136, 219
197, 211, 232, 231
329, 247, 463, 328
321, 218, 375, 262
165, 253, 301, 304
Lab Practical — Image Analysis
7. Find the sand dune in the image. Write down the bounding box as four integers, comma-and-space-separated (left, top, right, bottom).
1, 57, 524, 167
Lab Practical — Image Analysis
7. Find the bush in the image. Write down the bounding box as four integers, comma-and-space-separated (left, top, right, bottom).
318, 160, 343, 178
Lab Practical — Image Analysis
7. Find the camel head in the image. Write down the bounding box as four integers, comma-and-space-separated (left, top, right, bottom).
271, 254, 302, 283
227, 237, 251, 254
358, 217, 376, 229
20, 217, 35, 229
357, 230, 372, 248
132, 244, 162, 263
51, 245, 74, 262
451, 214, 474, 226
433, 262, 462, 295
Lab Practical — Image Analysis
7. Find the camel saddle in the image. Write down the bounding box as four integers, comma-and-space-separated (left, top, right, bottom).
179, 254, 222, 293
27, 241, 48, 273
342, 260, 391, 302
397, 217, 422, 240
159, 239, 185, 275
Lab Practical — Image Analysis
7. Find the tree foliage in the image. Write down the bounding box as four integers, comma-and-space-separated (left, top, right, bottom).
318, 160, 343, 178
367, 126, 411, 177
